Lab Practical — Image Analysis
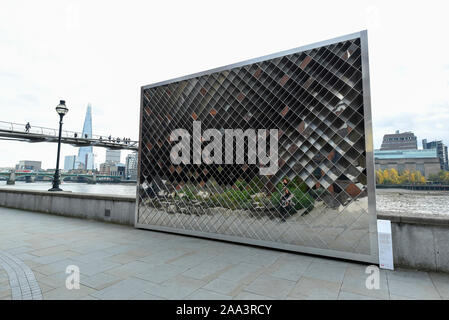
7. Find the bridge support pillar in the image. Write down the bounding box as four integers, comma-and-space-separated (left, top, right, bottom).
6, 171, 15, 185
88, 174, 97, 185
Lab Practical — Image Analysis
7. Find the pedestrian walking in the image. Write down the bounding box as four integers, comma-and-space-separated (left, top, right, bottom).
25, 122, 31, 133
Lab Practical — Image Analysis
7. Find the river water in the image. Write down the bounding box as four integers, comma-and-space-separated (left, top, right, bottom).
1, 181, 448, 216
0, 181, 137, 196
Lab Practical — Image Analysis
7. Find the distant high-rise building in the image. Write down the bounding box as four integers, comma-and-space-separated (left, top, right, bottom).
422, 139, 448, 171
125, 152, 138, 180
110, 163, 126, 178
15, 160, 41, 171
444, 146, 449, 171
64, 155, 77, 171
105, 149, 121, 163
76, 104, 95, 170
380, 130, 417, 150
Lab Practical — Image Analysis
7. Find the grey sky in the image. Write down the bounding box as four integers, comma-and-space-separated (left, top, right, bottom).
1, 0, 448, 168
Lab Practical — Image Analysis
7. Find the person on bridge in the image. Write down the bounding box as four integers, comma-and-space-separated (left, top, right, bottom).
84, 134, 88, 139
108, 135, 111, 141
25, 122, 31, 133
74, 132, 78, 138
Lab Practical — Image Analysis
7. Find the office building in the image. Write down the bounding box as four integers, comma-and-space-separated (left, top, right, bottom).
64, 155, 77, 171
422, 139, 448, 171
125, 152, 138, 180
15, 160, 41, 171
380, 131, 417, 150
110, 163, 126, 177
106, 149, 121, 163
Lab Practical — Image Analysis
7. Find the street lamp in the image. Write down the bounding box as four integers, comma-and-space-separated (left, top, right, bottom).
49, 100, 69, 191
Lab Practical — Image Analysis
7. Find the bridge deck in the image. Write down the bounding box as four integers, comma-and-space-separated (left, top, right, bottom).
0, 122, 138, 151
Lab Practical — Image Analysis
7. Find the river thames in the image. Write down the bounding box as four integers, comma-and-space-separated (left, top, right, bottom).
1, 181, 448, 216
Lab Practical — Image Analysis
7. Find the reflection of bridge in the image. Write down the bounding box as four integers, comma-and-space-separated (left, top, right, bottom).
0, 121, 138, 151
0, 171, 123, 184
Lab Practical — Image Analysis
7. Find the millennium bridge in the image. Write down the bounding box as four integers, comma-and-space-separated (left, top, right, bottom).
0, 121, 138, 151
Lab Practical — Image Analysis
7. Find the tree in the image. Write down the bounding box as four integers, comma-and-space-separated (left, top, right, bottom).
399, 170, 411, 184
376, 170, 384, 184
428, 170, 449, 184
382, 169, 390, 184
388, 168, 400, 184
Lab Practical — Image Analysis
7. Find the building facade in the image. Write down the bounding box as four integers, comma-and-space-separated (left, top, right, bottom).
380, 131, 417, 150
125, 152, 138, 180
76, 104, 95, 170
374, 149, 440, 178
99, 162, 111, 175
109, 163, 125, 178
15, 160, 41, 171
105, 149, 121, 163
422, 139, 448, 171
64, 155, 77, 171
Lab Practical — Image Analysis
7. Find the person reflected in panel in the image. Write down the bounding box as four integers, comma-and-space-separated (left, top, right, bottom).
279, 178, 293, 222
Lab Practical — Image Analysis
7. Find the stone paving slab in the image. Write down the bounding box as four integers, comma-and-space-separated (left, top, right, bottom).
1, 206, 449, 300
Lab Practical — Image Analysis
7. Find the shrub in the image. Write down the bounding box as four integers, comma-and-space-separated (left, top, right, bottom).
207, 188, 252, 210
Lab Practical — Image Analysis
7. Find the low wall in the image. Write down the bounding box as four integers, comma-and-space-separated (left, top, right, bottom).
0, 188, 135, 225
0, 188, 448, 272
378, 211, 449, 273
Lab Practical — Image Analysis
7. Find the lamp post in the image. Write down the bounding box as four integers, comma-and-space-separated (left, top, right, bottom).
49, 100, 69, 192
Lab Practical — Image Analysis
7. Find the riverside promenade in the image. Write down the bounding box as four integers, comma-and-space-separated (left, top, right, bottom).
1, 206, 449, 300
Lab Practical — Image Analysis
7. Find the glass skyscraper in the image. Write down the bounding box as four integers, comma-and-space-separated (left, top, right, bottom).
76, 104, 95, 170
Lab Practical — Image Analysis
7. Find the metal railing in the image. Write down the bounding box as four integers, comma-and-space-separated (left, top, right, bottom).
0, 120, 138, 149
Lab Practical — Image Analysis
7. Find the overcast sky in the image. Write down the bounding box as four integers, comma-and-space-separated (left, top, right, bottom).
1, 0, 448, 169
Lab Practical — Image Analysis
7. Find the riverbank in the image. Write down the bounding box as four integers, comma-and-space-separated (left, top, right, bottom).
1, 182, 448, 216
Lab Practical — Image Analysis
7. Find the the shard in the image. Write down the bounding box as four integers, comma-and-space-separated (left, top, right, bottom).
76, 104, 95, 170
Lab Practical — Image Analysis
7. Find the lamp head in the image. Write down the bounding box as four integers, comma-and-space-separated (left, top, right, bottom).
56, 100, 68, 116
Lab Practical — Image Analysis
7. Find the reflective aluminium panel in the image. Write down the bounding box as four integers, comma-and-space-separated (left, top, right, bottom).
136, 31, 378, 264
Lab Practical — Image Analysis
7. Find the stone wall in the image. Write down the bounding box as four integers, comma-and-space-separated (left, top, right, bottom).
0, 188, 135, 225
378, 211, 449, 273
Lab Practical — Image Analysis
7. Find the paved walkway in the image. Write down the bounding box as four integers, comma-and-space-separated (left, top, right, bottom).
0, 206, 448, 300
